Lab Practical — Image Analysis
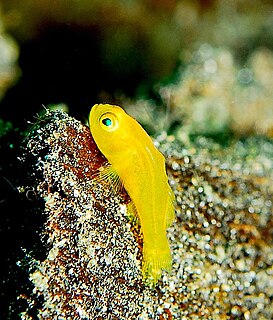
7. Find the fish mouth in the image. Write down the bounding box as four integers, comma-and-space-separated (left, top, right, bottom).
90, 104, 100, 116
89, 104, 98, 127
91, 104, 99, 113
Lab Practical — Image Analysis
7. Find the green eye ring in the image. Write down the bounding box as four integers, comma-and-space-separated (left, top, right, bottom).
99, 112, 119, 131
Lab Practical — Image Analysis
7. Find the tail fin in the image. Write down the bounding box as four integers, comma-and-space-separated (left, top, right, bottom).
142, 247, 172, 286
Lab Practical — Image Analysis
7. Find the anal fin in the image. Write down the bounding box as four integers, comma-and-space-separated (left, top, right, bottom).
127, 200, 139, 224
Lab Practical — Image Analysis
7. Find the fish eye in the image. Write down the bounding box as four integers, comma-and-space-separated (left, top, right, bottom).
99, 112, 118, 132
102, 118, 112, 127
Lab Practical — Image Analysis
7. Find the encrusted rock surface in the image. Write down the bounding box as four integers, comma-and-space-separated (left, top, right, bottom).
18, 110, 273, 319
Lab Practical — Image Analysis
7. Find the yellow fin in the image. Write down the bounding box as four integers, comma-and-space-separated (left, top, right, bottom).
166, 187, 175, 227
127, 201, 139, 224
142, 248, 172, 286
96, 164, 123, 194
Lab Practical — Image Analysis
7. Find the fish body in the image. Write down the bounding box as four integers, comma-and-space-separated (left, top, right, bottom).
89, 104, 174, 284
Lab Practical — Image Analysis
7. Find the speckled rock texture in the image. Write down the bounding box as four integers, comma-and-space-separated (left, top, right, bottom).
19, 110, 273, 319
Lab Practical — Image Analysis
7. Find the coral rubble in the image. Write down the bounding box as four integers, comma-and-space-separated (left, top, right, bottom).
16, 109, 273, 319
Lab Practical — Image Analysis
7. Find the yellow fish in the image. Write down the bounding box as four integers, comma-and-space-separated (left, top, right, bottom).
89, 104, 175, 284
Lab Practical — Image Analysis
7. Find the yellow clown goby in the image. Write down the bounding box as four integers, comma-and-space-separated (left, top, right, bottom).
89, 104, 174, 285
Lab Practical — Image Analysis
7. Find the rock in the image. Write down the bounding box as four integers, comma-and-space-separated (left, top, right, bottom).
9, 109, 273, 319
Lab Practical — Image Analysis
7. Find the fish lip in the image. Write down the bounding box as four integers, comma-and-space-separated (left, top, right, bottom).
90, 104, 99, 120
89, 105, 97, 127
92, 104, 99, 113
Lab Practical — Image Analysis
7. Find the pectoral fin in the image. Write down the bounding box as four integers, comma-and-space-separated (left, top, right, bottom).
94, 164, 123, 194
